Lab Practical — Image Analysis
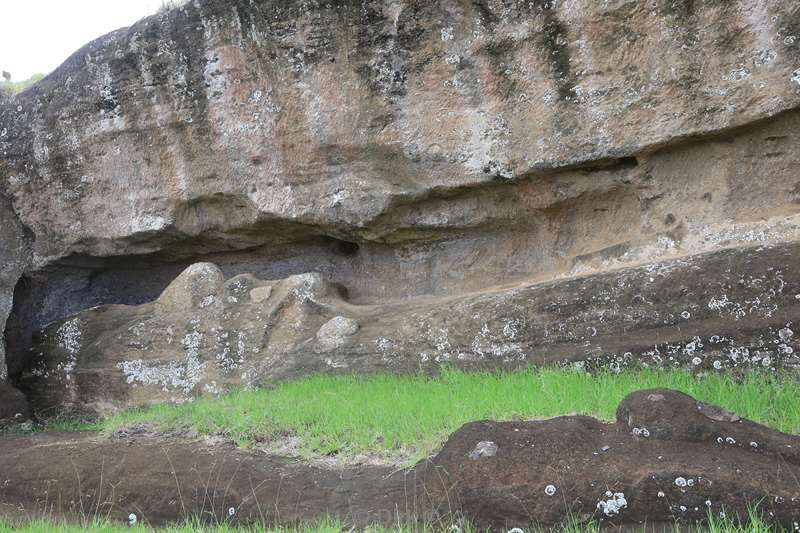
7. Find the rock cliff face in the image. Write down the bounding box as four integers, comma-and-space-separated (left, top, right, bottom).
19, 244, 800, 415
0, 185, 31, 382
2, 0, 800, 411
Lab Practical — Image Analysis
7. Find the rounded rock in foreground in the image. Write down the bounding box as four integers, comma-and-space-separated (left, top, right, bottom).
429, 388, 800, 528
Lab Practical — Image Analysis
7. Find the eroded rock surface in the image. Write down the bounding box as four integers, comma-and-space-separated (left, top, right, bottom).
19, 242, 800, 416
19, 262, 349, 415
2, 0, 800, 263
2, 2, 800, 528
428, 388, 800, 528
0, 390, 798, 528
0, 190, 31, 380
3, 0, 800, 385
0, 172, 33, 422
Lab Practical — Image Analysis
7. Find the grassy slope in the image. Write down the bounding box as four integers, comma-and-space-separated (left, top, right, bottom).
57, 368, 800, 462
14, 369, 799, 531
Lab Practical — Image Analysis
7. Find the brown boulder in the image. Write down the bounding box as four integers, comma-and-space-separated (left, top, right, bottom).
617, 389, 800, 459
428, 389, 800, 528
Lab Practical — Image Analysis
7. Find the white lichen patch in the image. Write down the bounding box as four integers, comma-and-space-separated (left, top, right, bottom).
116, 329, 207, 394
117, 353, 207, 395
54, 318, 83, 381
597, 491, 627, 517
215, 332, 239, 372
726, 66, 751, 81
56, 318, 82, 356
128, 213, 170, 234
203, 381, 222, 395
290, 273, 323, 303
469, 322, 525, 362
376, 337, 397, 362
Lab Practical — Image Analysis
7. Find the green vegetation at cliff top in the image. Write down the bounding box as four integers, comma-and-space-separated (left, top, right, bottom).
0, 73, 45, 95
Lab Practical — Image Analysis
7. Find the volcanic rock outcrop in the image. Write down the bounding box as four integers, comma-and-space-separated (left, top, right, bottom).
19, 241, 800, 416
1, 390, 798, 528
3, 1, 800, 411
2, 1, 800, 529
429, 388, 800, 528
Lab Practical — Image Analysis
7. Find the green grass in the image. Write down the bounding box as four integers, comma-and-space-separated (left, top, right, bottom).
0, 510, 790, 532
53, 368, 800, 463
21, 369, 798, 531
0, 517, 345, 533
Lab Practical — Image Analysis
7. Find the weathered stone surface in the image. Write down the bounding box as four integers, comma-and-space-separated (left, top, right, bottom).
0, 430, 409, 528
2, 2, 800, 528
2, 0, 800, 384
0, 157, 32, 415
0, 189, 31, 381
316, 316, 360, 353
19, 264, 346, 415
0, 390, 798, 528
428, 389, 800, 528
2, 0, 800, 264
19, 241, 800, 416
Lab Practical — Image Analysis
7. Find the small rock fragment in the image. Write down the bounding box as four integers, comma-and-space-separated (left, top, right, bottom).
249, 285, 272, 303
468, 441, 498, 460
